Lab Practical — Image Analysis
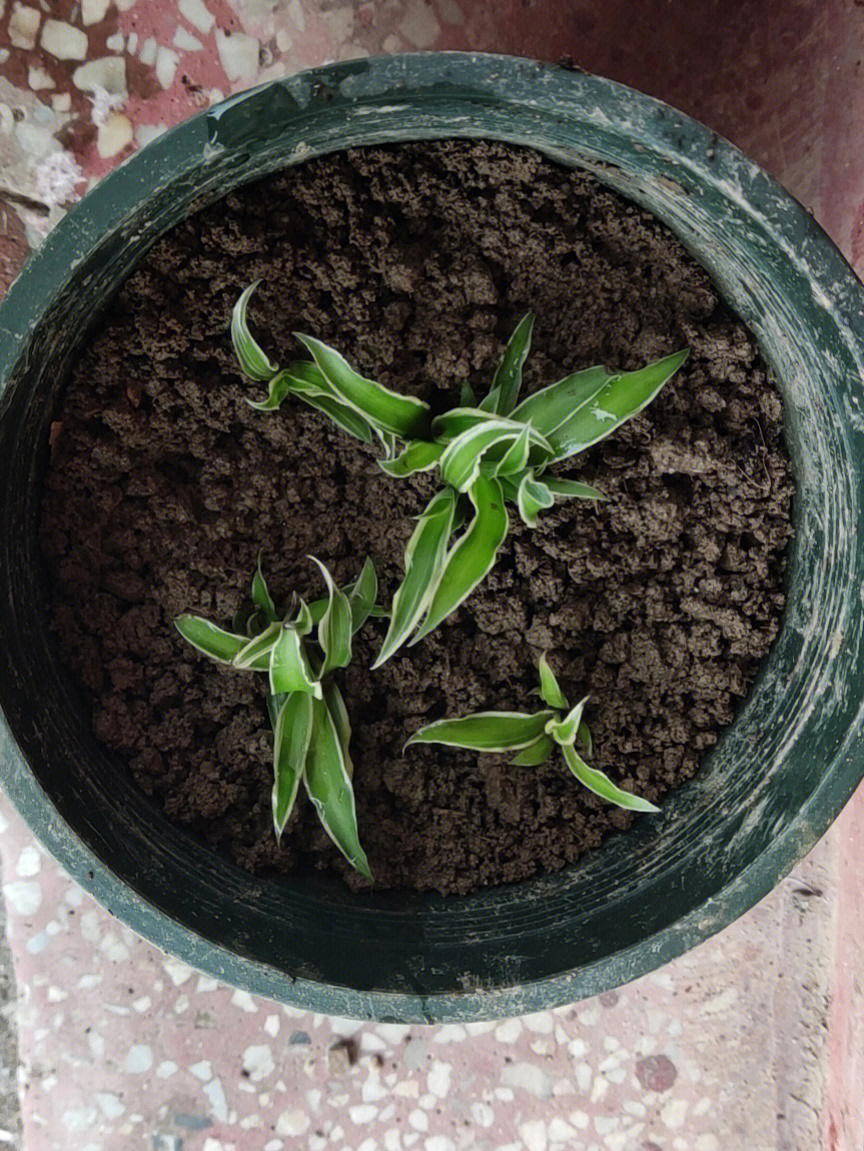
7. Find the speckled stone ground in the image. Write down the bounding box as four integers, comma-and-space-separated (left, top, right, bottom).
2, 3, 864, 1150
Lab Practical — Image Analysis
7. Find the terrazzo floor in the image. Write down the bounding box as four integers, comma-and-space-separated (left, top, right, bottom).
2, 2, 864, 1149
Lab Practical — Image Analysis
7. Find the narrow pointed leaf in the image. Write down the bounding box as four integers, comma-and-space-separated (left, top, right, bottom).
347, 558, 378, 634
251, 556, 277, 622
233, 621, 282, 670
493, 424, 532, 477
310, 557, 353, 675
231, 281, 279, 381
269, 625, 321, 696
174, 616, 248, 664
548, 696, 587, 746
547, 349, 689, 460
517, 472, 554, 528
477, 384, 501, 413
300, 393, 376, 443
373, 488, 457, 668
543, 477, 608, 501
511, 734, 557, 766
411, 474, 509, 643
323, 680, 354, 779
439, 421, 524, 492
490, 312, 535, 414
578, 720, 594, 758
378, 440, 444, 478
271, 692, 314, 839
304, 696, 372, 879
407, 710, 555, 752
293, 598, 314, 636
431, 406, 496, 439
246, 369, 296, 412
295, 333, 430, 439
460, 382, 476, 407
510, 365, 611, 434
561, 743, 660, 813
537, 653, 568, 710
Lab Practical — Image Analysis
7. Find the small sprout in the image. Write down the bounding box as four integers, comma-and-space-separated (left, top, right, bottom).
174, 556, 381, 879
229, 284, 688, 661
407, 656, 659, 814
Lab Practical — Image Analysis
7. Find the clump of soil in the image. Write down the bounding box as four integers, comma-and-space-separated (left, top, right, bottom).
40, 140, 793, 895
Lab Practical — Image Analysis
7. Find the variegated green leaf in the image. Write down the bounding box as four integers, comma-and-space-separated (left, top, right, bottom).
510, 365, 610, 434
271, 691, 314, 839
300, 393, 376, 444
269, 624, 321, 697
547, 696, 587, 746
295, 334, 431, 439
293, 598, 314, 636
543, 477, 608, 501
561, 743, 659, 813
516, 472, 555, 528
578, 720, 594, 758
493, 424, 532, 477
174, 616, 248, 664
411, 474, 508, 643
373, 488, 457, 668
430, 406, 495, 439
323, 680, 353, 779
511, 734, 557, 766
546, 349, 689, 461
251, 556, 277, 622
537, 653, 568, 710
347, 558, 378, 634
407, 709, 555, 752
378, 440, 444, 478
460, 382, 476, 407
246, 369, 296, 412
231, 281, 279, 381
310, 557, 353, 676
304, 696, 372, 879
479, 313, 535, 415
439, 421, 524, 492
233, 621, 282, 670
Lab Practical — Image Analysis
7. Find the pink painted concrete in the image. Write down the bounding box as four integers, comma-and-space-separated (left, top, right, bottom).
2, 1, 864, 1148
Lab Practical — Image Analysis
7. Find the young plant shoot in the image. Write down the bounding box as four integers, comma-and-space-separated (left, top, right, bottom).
231, 283, 689, 664
407, 655, 659, 814
174, 555, 381, 880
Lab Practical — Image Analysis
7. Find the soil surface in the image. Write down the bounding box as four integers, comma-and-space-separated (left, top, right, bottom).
40, 141, 793, 894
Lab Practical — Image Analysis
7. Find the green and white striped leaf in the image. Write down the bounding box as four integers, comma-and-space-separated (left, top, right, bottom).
323, 680, 354, 779
246, 369, 296, 412
561, 743, 660, 813
510, 365, 610, 435
304, 696, 372, 880
510, 734, 557, 766
174, 616, 248, 665
231, 281, 279, 381
543, 477, 608, 502
537, 653, 568, 710
373, 488, 457, 668
516, 473, 555, 528
269, 624, 321, 697
407, 710, 555, 752
233, 621, 282, 670
251, 556, 277, 622
546, 349, 689, 461
300, 393, 376, 443
295, 334, 431, 439
310, 557, 353, 676
479, 313, 535, 415
347, 558, 378, 634
430, 406, 496, 440
547, 696, 587, 746
271, 691, 314, 839
492, 424, 533, 477
578, 720, 594, 758
378, 440, 444, 478
411, 474, 508, 643
439, 421, 525, 493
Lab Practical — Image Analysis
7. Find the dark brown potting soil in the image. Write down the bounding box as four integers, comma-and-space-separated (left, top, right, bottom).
40, 141, 793, 895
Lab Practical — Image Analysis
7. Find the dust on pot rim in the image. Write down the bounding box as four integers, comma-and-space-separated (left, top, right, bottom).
1, 52, 863, 1024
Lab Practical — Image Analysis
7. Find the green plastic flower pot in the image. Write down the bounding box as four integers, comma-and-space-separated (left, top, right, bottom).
1, 53, 863, 1023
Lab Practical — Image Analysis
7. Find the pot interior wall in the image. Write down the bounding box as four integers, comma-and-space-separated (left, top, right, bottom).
0, 56, 862, 1021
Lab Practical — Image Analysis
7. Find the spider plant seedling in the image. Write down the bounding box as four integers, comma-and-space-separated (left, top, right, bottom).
231, 283, 688, 665
174, 555, 382, 879
406, 655, 659, 814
